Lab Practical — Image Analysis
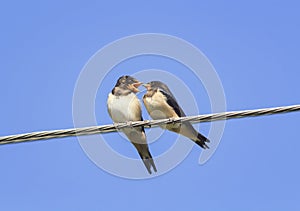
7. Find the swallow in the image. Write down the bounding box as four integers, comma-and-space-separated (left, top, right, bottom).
143, 81, 210, 149
107, 75, 157, 174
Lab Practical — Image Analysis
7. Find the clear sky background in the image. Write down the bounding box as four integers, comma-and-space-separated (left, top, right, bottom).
1, 1, 300, 210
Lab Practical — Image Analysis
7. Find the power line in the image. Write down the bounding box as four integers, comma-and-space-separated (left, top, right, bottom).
0, 104, 299, 145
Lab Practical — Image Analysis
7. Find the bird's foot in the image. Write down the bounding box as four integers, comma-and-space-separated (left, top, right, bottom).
169, 118, 181, 128
113, 122, 123, 130
126, 121, 134, 128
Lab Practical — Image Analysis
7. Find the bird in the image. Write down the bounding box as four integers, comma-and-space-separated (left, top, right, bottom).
107, 75, 157, 174
142, 81, 210, 149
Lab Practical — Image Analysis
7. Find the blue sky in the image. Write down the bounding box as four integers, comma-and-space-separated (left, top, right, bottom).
1, 0, 300, 210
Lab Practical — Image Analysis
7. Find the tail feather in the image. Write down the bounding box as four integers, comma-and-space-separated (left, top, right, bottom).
138, 150, 157, 174
141, 156, 157, 174
195, 133, 210, 149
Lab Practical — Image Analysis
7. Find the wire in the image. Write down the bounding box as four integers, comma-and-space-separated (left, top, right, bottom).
0, 104, 299, 145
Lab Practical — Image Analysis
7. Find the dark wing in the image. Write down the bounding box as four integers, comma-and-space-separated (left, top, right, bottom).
140, 115, 145, 133
159, 89, 186, 117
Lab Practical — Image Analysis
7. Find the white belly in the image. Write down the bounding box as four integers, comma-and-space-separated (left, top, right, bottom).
107, 92, 141, 123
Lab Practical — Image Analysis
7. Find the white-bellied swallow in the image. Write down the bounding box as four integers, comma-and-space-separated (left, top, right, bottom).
143, 81, 210, 149
107, 75, 157, 174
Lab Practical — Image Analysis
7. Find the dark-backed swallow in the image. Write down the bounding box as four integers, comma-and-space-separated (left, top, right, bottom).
107, 75, 157, 174
142, 81, 210, 149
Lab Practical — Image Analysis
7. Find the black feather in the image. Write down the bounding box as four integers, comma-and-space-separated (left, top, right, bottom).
140, 116, 145, 133
137, 148, 157, 174
195, 133, 210, 149
158, 89, 186, 117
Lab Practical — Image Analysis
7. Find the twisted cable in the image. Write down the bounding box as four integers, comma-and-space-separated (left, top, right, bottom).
0, 104, 299, 145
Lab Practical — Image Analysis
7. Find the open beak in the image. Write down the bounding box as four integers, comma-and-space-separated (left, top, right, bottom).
130, 81, 142, 93
133, 81, 142, 88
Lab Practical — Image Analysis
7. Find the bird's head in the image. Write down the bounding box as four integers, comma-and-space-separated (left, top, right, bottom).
143, 81, 169, 91
115, 75, 142, 93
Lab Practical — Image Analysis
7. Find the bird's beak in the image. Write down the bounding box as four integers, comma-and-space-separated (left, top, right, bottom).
142, 83, 151, 90
133, 82, 142, 88
130, 81, 142, 93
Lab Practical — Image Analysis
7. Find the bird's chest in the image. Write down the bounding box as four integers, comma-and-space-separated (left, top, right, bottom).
143, 93, 176, 119
143, 95, 161, 110
108, 93, 140, 122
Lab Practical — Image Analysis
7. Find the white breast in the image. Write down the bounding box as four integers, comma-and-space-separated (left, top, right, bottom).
143, 90, 178, 120
107, 92, 141, 123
